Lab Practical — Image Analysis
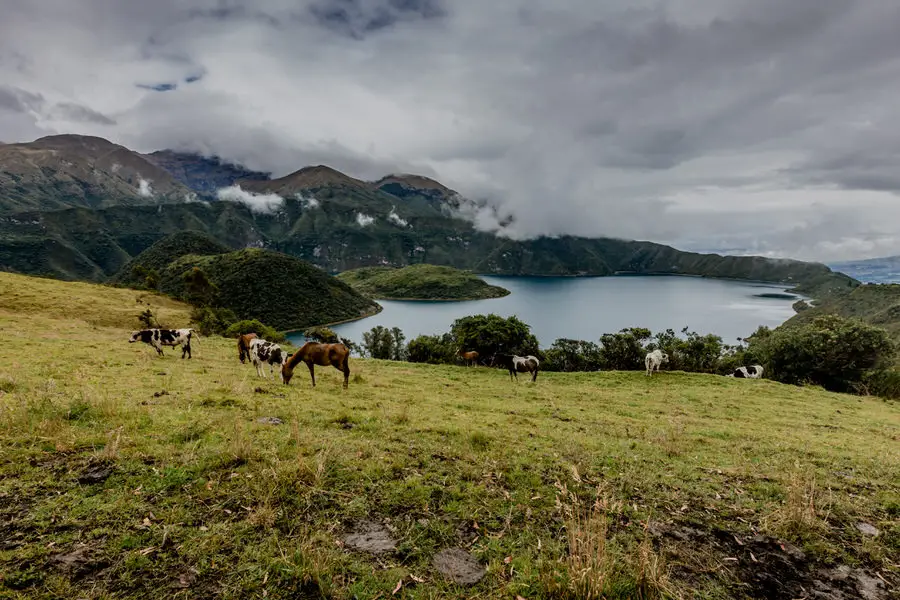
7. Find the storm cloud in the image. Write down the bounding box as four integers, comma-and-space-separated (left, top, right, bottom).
3, 1, 900, 260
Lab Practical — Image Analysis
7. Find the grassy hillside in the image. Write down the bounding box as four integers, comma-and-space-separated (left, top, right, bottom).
786, 282, 900, 340
155, 248, 381, 331
337, 264, 510, 300
0, 273, 897, 599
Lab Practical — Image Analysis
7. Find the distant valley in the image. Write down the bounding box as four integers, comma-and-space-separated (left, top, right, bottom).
0, 134, 857, 302
830, 256, 900, 284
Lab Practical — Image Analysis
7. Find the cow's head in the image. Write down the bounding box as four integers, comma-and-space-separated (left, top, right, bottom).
660, 352, 670, 363
128, 331, 141, 343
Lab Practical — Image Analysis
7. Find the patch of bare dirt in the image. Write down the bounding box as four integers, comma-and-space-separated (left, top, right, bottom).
342, 520, 397, 555
433, 548, 485, 585
650, 521, 892, 600
48, 543, 107, 579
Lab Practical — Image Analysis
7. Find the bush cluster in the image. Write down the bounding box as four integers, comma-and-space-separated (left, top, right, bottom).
352, 312, 898, 398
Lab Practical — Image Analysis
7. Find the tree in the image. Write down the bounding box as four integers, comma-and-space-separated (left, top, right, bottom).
407, 333, 456, 364
450, 314, 539, 360
304, 326, 339, 343
598, 327, 651, 371
183, 267, 218, 307
543, 338, 602, 372
362, 326, 406, 360
759, 315, 894, 392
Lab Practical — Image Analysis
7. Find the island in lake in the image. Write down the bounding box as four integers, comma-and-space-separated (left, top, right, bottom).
336, 264, 510, 301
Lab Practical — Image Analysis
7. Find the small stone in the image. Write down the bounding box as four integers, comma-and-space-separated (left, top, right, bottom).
256, 417, 283, 426
433, 548, 485, 586
342, 520, 397, 555
856, 522, 880, 537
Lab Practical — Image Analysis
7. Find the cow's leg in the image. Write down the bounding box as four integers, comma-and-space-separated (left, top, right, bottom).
153, 342, 164, 356
532, 369, 538, 382
307, 362, 316, 387
341, 359, 350, 389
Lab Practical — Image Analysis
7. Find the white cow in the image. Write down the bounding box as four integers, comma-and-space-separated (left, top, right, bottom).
726, 365, 764, 379
129, 328, 196, 359
249, 338, 289, 379
645, 349, 669, 376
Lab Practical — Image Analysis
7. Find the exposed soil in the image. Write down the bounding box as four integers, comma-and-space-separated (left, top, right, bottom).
649, 521, 892, 600
342, 520, 397, 555
77, 462, 113, 484
256, 416, 284, 426
48, 543, 108, 579
432, 548, 486, 586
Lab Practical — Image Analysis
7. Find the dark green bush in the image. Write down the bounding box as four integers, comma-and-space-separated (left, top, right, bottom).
224, 319, 286, 344
760, 315, 894, 392
543, 338, 602, 372
191, 306, 238, 337
598, 328, 651, 371
450, 314, 539, 360
407, 333, 457, 364
304, 326, 339, 343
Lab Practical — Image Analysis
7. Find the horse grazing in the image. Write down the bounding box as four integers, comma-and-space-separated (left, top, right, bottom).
237, 332, 258, 364
281, 342, 351, 389
491, 353, 540, 382
457, 348, 479, 367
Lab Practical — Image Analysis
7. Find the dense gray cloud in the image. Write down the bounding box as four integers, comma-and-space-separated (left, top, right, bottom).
3, 0, 900, 261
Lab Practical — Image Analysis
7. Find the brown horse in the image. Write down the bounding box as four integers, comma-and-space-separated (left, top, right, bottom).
457, 348, 479, 367
281, 342, 351, 389
237, 333, 258, 364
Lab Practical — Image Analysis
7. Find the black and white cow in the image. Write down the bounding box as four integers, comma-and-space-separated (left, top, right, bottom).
727, 365, 764, 379
249, 338, 289, 379
645, 349, 669, 376
129, 328, 195, 358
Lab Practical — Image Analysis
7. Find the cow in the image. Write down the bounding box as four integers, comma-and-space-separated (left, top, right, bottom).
645, 349, 669, 376
237, 332, 258, 364
249, 338, 289, 379
129, 328, 195, 358
727, 365, 764, 379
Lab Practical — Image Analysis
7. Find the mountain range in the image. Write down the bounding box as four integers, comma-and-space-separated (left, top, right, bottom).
0, 134, 858, 299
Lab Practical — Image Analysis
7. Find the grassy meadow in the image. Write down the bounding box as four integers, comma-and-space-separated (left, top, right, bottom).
0, 272, 898, 599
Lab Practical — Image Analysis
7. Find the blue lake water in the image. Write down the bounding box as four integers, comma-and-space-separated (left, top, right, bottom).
287, 275, 802, 348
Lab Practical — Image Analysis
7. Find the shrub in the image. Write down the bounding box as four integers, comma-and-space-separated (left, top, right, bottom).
598, 328, 651, 371
224, 319, 286, 344
760, 315, 894, 392
450, 314, 539, 360
191, 306, 238, 337
543, 338, 603, 372
137, 308, 160, 329
406, 333, 457, 364
304, 326, 339, 343
651, 327, 724, 373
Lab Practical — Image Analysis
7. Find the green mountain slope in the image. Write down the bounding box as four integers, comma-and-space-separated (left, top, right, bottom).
337, 264, 510, 300
112, 230, 233, 286
120, 238, 380, 330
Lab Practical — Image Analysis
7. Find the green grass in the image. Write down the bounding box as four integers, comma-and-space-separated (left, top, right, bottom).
336, 264, 510, 301
1, 272, 899, 599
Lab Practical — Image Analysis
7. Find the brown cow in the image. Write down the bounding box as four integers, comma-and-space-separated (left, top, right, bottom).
237, 333, 258, 364
281, 342, 350, 389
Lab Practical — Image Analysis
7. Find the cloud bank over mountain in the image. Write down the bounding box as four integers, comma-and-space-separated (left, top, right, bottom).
3, 1, 900, 260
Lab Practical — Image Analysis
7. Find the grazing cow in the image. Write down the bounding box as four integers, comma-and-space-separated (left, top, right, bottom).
457, 348, 479, 367
645, 349, 669, 376
129, 328, 195, 358
237, 332, 258, 364
281, 342, 351, 389
249, 338, 289, 379
490, 353, 540, 382
727, 365, 764, 379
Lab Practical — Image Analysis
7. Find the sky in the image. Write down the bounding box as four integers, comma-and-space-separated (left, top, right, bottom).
3, 0, 900, 262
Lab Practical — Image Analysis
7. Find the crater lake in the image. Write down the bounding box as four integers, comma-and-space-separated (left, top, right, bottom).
288, 275, 802, 347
